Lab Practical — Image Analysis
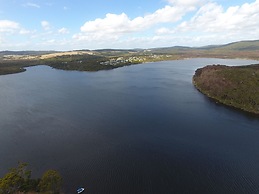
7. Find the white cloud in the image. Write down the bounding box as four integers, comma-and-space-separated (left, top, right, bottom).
80, 6, 191, 33
71, 0, 259, 50
24, 2, 40, 8
19, 29, 32, 35
2, 0, 259, 50
144, 0, 259, 47
75, 4, 198, 44
0, 20, 20, 33
81, 13, 133, 34
41, 21, 50, 31
167, 0, 206, 7
0, 36, 4, 43
156, 27, 172, 35
58, 27, 69, 34
175, 1, 259, 38
0, 20, 36, 49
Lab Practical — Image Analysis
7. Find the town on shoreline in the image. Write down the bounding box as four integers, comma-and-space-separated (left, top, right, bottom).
1, 40, 259, 75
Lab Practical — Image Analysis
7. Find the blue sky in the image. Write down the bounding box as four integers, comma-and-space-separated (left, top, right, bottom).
0, 0, 258, 50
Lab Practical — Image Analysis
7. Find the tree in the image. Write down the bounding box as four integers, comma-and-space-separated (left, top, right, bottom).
39, 170, 62, 194
0, 163, 62, 194
0, 162, 31, 194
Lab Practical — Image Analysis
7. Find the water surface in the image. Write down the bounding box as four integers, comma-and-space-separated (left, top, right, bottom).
1, 58, 259, 193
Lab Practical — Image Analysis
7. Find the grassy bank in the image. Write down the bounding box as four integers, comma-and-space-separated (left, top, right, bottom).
193, 64, 259, 115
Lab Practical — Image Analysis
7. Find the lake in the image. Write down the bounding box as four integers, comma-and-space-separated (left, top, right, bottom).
1, 58, 259, 193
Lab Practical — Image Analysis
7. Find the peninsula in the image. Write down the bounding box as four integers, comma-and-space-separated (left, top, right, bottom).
193, 64, 259, 115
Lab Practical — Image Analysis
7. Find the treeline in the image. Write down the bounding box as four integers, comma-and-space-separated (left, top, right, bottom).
43, 54, 115, 71
0, 60, 39, 75
0, 162, 62, 194
0, 54, 118, 75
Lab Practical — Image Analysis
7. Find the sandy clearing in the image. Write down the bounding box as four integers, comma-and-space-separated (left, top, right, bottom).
2, 51, 94, 60
39, 51, 94, 59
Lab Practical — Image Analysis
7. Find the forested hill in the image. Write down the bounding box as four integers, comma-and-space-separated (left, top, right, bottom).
149, 40, 259, 59
0, 50, 56, 56
150, 40, 259, 52
193, 64, 259, 115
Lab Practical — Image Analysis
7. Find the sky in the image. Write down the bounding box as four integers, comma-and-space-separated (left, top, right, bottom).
0, 0, 259, 50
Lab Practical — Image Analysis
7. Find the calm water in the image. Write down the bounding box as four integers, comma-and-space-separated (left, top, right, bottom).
1, 58, 259, 193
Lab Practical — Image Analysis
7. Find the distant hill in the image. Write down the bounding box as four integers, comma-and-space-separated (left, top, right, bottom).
94, 49, 138, 52
150, 46, 194, 54
148, 40, 259, 59
0, 50, 57, 56
1, 40, 259, 55
152, 40, 259, 52
212, 40, 259, 51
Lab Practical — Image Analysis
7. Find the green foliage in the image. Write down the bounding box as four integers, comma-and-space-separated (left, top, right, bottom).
39, 170, 62, 194
0, 163, 61, 194
193, 64, 259, 114
0, 162, 32, 194
42, 54, 112, 71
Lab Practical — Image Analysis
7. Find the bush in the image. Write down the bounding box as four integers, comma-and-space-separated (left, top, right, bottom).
39, 170, 62, 194
0, 163, 62, 194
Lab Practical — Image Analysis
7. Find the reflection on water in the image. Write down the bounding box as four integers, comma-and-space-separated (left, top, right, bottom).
0, 58, 259, 193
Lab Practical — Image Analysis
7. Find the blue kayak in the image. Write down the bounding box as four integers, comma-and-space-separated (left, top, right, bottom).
77, 187, 85, 193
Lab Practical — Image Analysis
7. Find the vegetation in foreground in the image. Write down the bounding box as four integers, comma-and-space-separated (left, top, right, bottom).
193, 64, 259, 115
0, 162, 62, 194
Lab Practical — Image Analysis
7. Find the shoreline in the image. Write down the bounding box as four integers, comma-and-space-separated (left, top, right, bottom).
1, 56, 259, 77
193, 79, 259, 117
192, 64, 259, 116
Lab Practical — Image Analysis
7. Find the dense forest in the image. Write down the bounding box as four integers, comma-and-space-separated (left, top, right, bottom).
193, 64, 259, 115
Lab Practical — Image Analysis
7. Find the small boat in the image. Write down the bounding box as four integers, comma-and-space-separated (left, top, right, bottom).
77, 187, 85, 193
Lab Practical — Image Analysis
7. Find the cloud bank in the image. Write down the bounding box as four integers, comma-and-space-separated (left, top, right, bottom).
73, 2, 198, 44
1, 0, 259, 50
0, 20, 20, 33
72, 0, 259, 49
